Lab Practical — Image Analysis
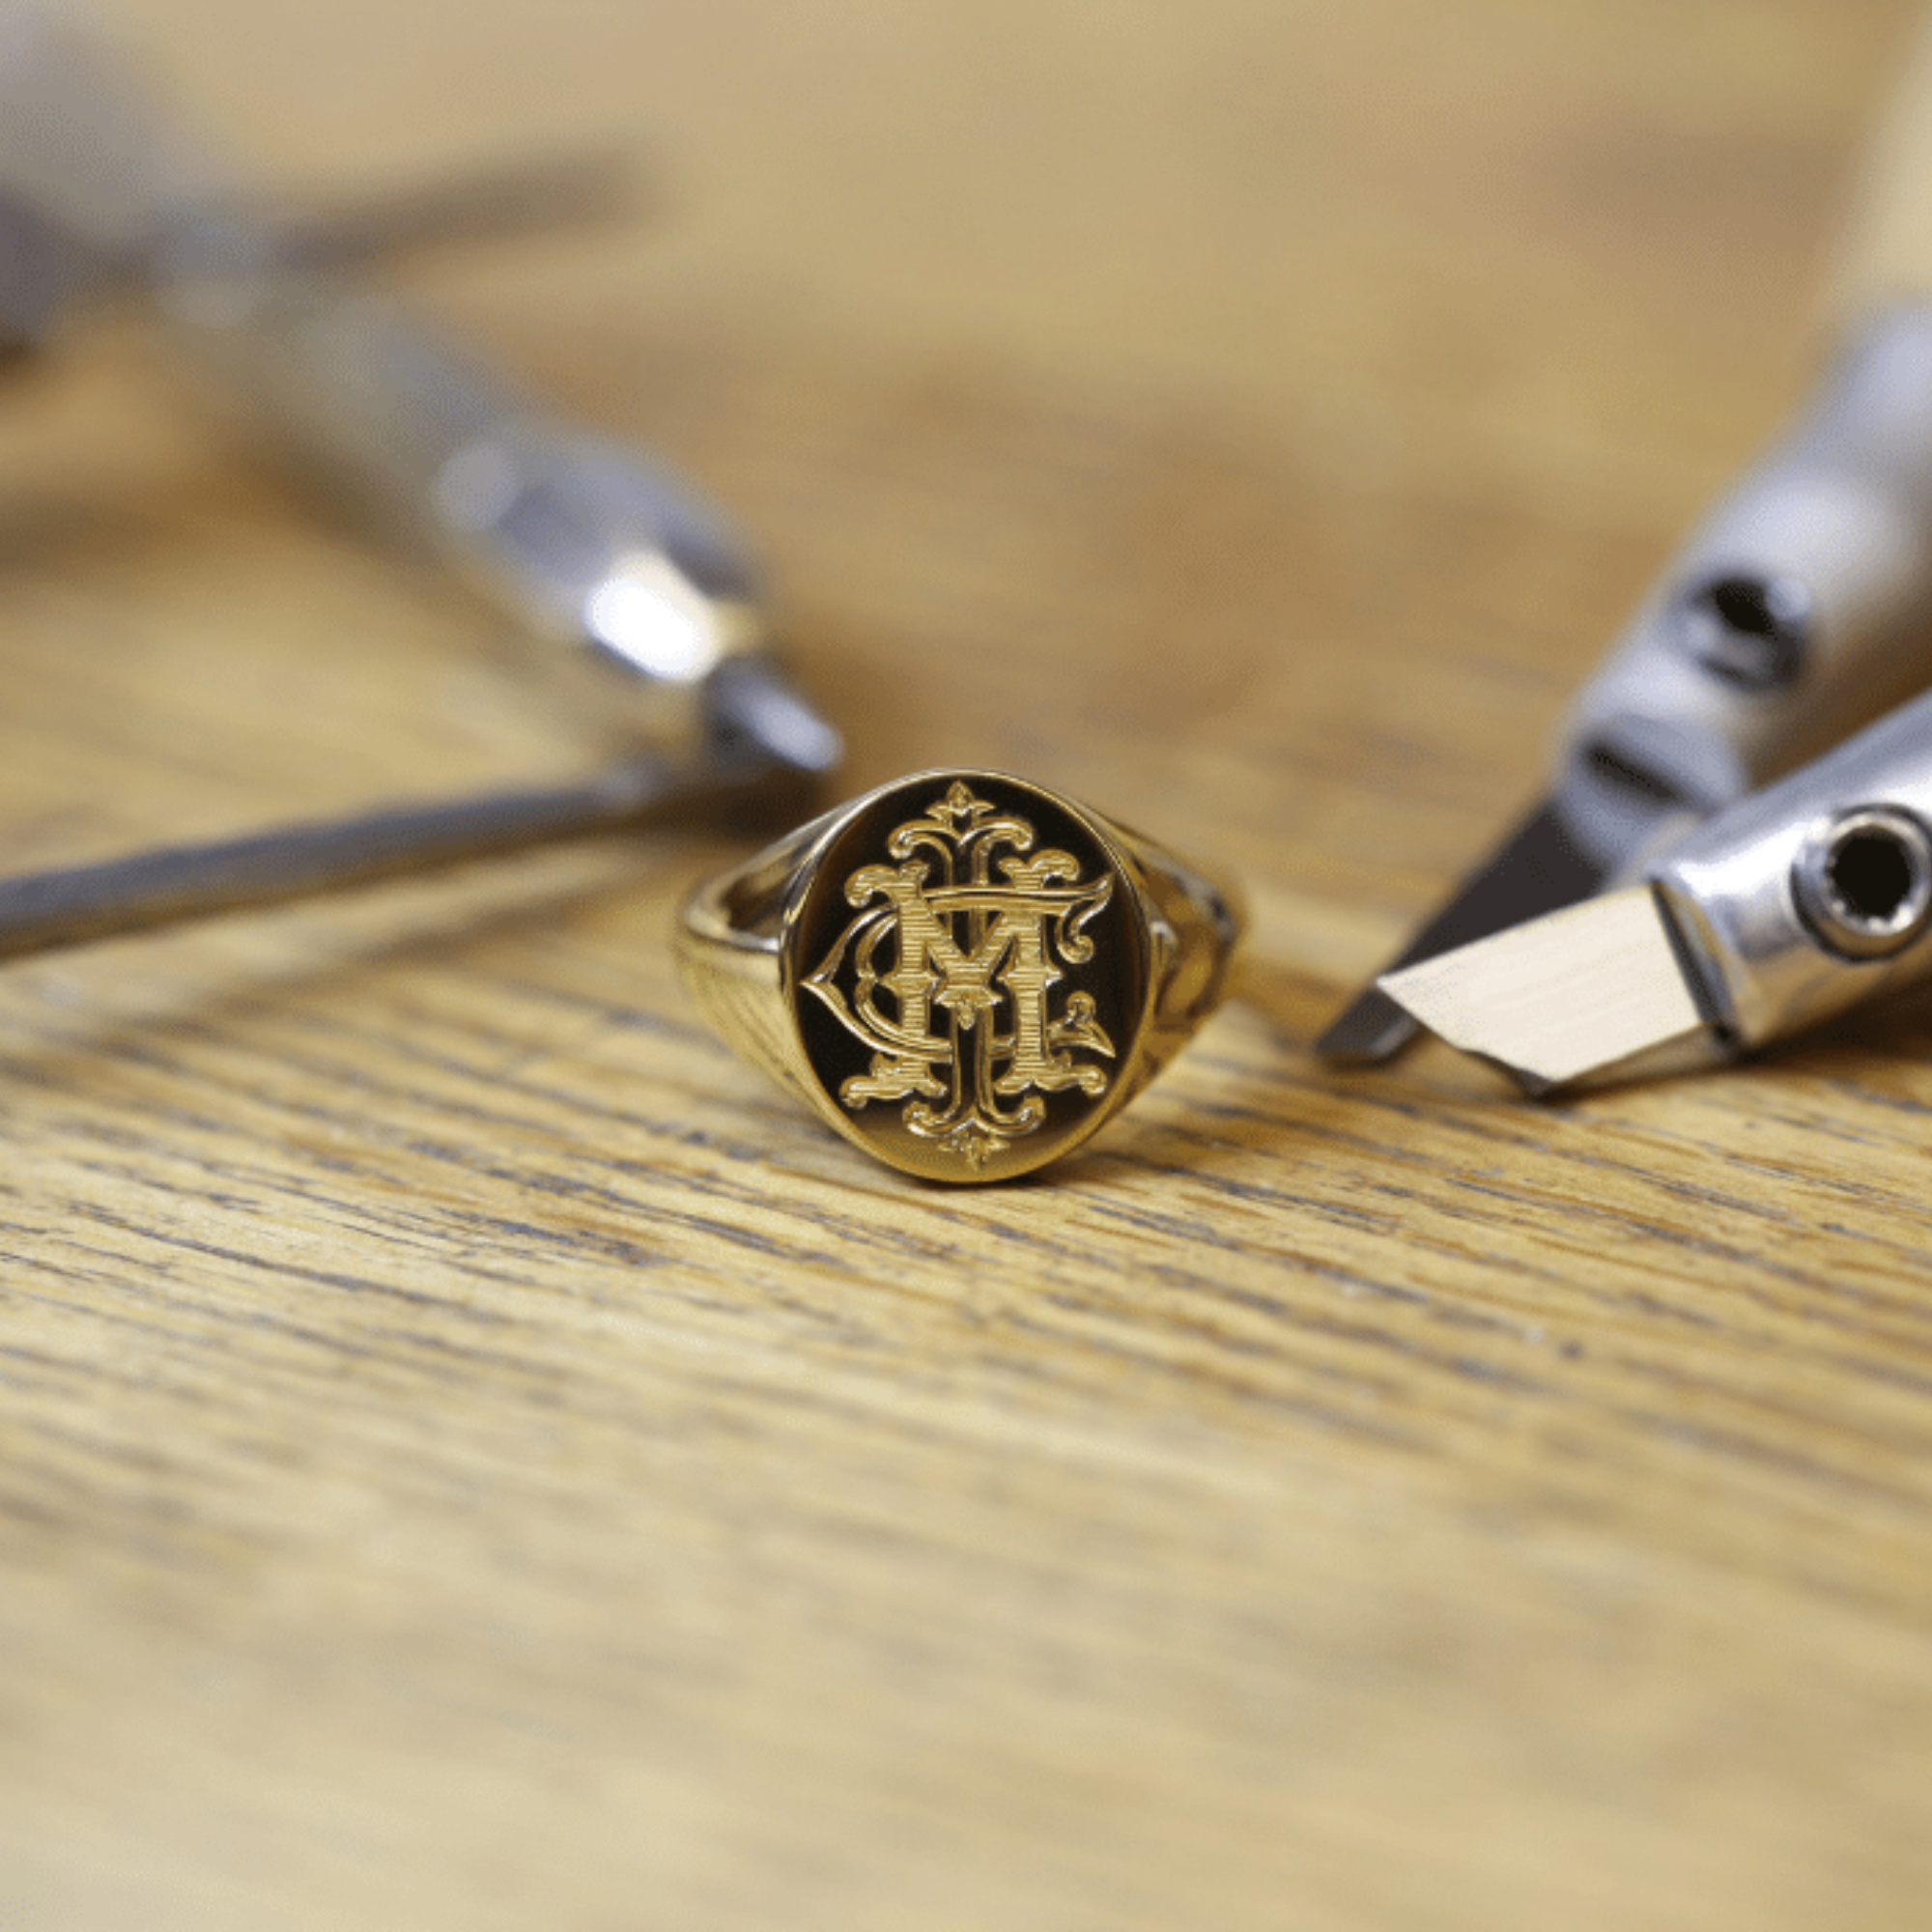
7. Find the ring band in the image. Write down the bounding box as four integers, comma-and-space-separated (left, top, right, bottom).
676, 769, 1243, 1182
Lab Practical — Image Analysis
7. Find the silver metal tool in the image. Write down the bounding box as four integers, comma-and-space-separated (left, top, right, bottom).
1319, 302, 1932, 1062
1378, 683, 1932, 1091
0, 752, 805, 964
212, 148, 638, 282
0, 9, 840, 955
0, 143, 636, 357
0, 3, 839, 780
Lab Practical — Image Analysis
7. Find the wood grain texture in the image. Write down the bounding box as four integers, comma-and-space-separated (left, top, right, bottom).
4, 2, 1931, 1927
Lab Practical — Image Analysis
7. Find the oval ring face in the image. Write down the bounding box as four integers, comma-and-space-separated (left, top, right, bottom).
782, 773, 1150, 1182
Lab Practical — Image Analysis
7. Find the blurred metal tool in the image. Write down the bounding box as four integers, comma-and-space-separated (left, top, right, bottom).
0, 144, 638, 359
238, 147, 639, 279
0, 6, 840, 954
0, 3, 838, 779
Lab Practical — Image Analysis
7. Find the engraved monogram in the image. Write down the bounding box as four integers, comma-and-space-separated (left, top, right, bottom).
803, 781, 1117, 1169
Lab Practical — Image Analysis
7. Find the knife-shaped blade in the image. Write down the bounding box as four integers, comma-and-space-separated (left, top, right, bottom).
1315, 798, 1605, 1060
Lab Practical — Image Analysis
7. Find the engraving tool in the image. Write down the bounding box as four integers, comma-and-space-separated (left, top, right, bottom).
0, 143, 637, 358
0, 3, 840, 783
0, 8, 839, 949
1364, 22, 1932, 1092
1318, 14, 1932, 1065
1378, 691, 1932, 1092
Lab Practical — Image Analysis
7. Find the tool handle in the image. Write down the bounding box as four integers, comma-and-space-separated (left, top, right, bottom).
1651, 684, 1932, 1047
161, 262, 760, 664
1549, 305, 1932, 871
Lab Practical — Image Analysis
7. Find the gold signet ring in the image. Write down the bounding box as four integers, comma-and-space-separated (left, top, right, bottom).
675, 769, 1243, 1182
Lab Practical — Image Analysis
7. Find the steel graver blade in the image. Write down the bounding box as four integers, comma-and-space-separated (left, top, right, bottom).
1315, 799, 1607, 1061
1376, 884, 1730, 1092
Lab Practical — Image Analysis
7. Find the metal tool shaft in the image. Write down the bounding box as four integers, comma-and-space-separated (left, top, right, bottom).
256, 148, 637, 277
0, 144, 636, 353
0, 755, 788, 962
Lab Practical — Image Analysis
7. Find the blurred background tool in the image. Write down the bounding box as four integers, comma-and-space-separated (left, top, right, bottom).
1317, 15, 1932, 1065
0, 1, 839, 794
0, 140, 638, 357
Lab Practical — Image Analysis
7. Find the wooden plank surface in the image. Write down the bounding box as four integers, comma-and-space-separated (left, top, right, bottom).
4, 1, 1930, 1926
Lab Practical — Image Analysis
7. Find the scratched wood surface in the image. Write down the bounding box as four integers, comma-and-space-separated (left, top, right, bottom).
4, 1, 1931, 1927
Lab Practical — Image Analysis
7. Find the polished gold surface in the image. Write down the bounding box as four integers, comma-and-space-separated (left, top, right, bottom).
678, 771, 1240, 1180
6, 3, 1932, 1929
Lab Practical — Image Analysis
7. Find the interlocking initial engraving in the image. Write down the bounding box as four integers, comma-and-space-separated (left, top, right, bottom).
803, 781, 1117, 1169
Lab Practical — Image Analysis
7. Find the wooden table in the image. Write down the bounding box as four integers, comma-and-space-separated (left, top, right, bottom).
6, 1, 1930, 1925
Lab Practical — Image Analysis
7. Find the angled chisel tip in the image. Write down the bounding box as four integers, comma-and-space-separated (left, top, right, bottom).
1315, 798, 1608, 1062
1376, 885, 1728, 1094
1313, 983, 1418, 1062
